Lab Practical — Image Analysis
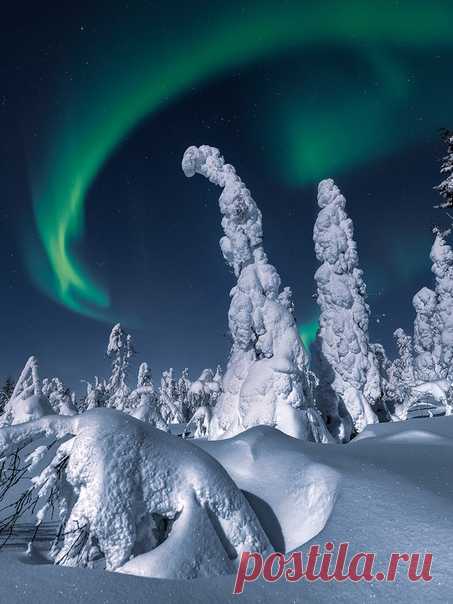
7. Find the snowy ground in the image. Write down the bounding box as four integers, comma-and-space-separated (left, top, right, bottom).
1, 415, 452, 603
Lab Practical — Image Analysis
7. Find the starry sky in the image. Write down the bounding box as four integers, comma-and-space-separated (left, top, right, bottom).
0, 0, 452, 391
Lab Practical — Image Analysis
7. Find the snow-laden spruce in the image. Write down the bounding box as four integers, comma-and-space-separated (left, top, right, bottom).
185, 368, 223, 438
182, 145, 328, 441
413, 286, 440, 382
105, 323, 134, 412
430, 229, 453, 379
42, 377, 77, 416
0, 408, 272, 578
312, 179, 380, 438
434, 129, 453, 209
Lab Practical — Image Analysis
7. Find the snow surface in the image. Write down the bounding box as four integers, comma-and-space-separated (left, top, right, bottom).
1, 414, 452, 602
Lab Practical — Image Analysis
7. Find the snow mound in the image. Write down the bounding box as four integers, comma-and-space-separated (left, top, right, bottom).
0, 408, 272, 579
197, 426, 340, 553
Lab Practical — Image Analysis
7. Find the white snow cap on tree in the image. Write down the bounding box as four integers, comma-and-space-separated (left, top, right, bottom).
312, 179, 379, 436
182, 145, 328, 442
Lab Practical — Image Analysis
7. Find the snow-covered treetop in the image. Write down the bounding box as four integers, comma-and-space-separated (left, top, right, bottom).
107, 323, 123, 355
137, 362, 152, 388
182, 145, 264, 277
314, 179, 360, 276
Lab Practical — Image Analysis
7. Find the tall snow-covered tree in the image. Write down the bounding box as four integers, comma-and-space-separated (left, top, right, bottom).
434, 128, 453, 209
429, 228, 453, 378
105, 323, 134, 411
412, 286, 440, 382
158, 368, 183, 424
182, 145, 328, 442
312, 178, 379, 437
176, 368, 192, 422
0, 377, 14, 416
387, 329, 415, 404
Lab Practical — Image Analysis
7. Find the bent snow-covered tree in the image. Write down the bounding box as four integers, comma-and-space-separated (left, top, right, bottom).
182, 145, 328, 442
0, 409, 272, 578
312, 179, 379, 437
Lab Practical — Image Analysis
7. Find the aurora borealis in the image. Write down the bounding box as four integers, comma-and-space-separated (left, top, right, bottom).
0, 0, 452, 385
24, 0, 453, 319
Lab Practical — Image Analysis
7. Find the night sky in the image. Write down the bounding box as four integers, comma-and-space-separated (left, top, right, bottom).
0, 1, 452, 391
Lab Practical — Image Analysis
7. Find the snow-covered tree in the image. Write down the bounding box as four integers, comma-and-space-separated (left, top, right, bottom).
188, 369, 221, 412
185, 369, 223, 438
387, 329, 415, 409
128, 363, 168, 430
0, 356, 53, 426
176, 368, 192, 422
42, 378, 77, 416
182, 145, 328, 442
105, 324, 134, 411
412, 286, 440, 382
434, 128, 453, 209
0, 408, 272, 577
158, 369, 183, 424
0, 377, 14, 417
429, 228, 453, 379
312, 179, 379, 438
213, 365, 223, 386
82, 377, 107, 411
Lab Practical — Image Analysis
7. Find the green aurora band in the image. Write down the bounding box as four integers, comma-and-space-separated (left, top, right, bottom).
298, 320, 319, 350
26, 0, 453, 320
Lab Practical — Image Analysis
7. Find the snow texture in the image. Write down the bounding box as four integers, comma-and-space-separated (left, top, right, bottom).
182, 145, 327, 442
